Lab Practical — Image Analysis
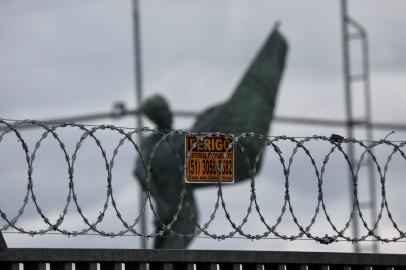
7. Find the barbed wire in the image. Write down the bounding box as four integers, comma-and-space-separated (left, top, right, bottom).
0, 118, 406, 244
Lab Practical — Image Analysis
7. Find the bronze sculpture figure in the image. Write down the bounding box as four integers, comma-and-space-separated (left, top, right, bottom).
135, 25, 288, 249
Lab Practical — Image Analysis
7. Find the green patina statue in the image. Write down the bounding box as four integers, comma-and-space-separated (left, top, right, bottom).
134, 25, 288, 249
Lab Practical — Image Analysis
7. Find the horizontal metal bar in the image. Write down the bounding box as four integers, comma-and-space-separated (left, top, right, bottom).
2, 107, 406, 132
274, 116, 406, 132
0, 249, 405, 266
0, 108, 197, 130
273, 116, 346, 127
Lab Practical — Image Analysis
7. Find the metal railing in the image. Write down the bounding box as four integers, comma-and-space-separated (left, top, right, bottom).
0, 248, 405, 270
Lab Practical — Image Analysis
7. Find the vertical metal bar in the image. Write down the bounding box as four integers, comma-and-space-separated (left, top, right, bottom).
340, 0, 360, 253
50, 262, 74, 270
196, 264, 218, 270
216, 264, 240, 270
132, 0, 144, 123
64, 263, 74, 270
278, 265, 287, 270
132, 0, 147, 249
234, 264, 242, 270
140, 263, 149, 270
240, 264, 260, 270
300, 265, 308, 270
362, 30, 379, 253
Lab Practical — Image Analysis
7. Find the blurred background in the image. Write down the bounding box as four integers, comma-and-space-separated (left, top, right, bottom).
0, 0, 406, 253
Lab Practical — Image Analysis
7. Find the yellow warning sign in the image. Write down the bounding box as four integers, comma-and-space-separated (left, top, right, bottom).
185, 134, 234, 183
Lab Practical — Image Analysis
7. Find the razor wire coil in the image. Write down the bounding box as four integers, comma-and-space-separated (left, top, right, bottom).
0, 118, 405, 244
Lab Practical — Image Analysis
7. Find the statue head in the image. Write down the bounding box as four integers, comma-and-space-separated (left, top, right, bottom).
140, 94, 173, 130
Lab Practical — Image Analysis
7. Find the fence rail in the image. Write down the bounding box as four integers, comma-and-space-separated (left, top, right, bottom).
0, 248, 405, 270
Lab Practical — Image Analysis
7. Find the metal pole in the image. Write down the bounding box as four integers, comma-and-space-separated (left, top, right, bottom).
132, 0, 147, 249
362, 29, 379, 253
340, 0, 360, 253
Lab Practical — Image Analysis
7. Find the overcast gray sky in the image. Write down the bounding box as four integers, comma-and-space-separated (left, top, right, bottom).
1, 0, 406, 253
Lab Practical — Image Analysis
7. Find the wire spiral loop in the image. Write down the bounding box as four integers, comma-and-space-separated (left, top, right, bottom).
0, 119, 404, 244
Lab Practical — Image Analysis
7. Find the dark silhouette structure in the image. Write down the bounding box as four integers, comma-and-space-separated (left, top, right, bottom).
0, 231, 6, 252
134, 25, 288, 249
